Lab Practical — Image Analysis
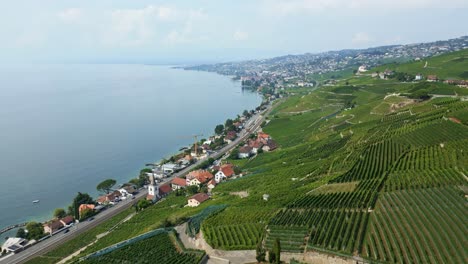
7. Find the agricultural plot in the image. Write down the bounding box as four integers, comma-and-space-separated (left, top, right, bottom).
81, 231, 204, 264
265, 225, 308, 253
385, 168, 465, 191
186, 205, 227, 238
394, 120, 468, 147
363, 187, 467, 263
201, 206, 274, 250
332, 140, 408, 183
269, 209, 369, 254
203, 223, 264, 250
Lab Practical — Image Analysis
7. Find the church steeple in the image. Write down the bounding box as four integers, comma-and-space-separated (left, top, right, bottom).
147, 173, 159, 202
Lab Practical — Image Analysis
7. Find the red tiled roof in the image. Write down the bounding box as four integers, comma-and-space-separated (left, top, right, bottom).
187, 170, 214, 183
79, 204, 95, 212
159, 184, 172, 196
258, 132, 270, 139
60, 216, 74, 225
190, 193, 210, 203
239, 146, 253, 154
146, 194, 155, 200
172, 177, 187, 186
249, 139, 263, 149
97, 196, 107, 204
45, 220, 64, 231
208, 179, 216, 186
220, 164, 234, 177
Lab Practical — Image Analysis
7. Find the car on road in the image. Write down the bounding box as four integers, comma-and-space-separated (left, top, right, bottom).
64, 229, 70, 233
88, 217, 95, 221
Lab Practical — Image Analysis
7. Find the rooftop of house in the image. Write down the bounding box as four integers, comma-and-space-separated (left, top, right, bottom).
220, 164, 235, 177
172, 177, 187, 186
79, 204, 95, 212
239, 146, 253, 153
159, 184, 172, 196
187, 170, 214, 182
189, 193, 210, 203
45, 219, 64, 230
60, 215, 74, 225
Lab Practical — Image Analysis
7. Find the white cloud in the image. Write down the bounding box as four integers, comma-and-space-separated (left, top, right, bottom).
263, 0, 468, 16
351, 32, 374, 45
162, 9, 207, 45
102, 5, 183, 47
233, 30, 249, 41
58, 8, 83, 23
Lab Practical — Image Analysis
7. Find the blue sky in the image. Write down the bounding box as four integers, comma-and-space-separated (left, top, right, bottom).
1, 0, 467, 64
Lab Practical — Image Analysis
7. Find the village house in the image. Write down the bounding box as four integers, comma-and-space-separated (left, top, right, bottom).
186, 170, 214, 186
1, 237, 29, 254
262, 139, 278, 152
201, 143, 211, 153
171, 177, 187, 190
248, 139, 264, 154
158, 184, 172, 198
119, 185, 137, 199
187, 193, 210, 207
214, 164, 235, 183
43, 219, 64, 235
427, 75, 438, 82
224, 131, 237, 144
96, 190, 122, 205
78, 204, 95, 219
415, 73, 423, 81
207, 179, 216, 192
257, 132, 271, 144
59, 215, 75, 227
238, 146, 253, 159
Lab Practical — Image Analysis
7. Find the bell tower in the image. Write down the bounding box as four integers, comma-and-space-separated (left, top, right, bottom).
148, 174, 159, 201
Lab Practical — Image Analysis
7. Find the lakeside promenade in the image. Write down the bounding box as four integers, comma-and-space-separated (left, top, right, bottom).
1, 100, 276, 264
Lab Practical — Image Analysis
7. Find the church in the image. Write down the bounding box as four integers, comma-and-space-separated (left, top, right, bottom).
146, 174, 159, 202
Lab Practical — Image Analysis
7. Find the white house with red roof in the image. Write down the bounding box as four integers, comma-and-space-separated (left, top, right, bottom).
171, 177, 187, 190
207, 179, 216, 192
214, 164, 235, 183
187, 193, 210, 207
186, 170, 214, 186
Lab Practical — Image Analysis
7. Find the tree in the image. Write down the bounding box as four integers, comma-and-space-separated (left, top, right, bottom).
96, 179, 116, 194
136, 199, 152, 211
272, 238, 281, 264
256, 241, 266, 262
53, 208, 66, 219
268, 250, 275, 263
408, 89, 431, 100
229, 147, 239, 160
243, 110, 251, 118
79, 208, 94, 221
187, 185, 199, 195
225, 118, 233, 128
215, 124, 224, 135
26, 222, 45, 240
71, 192, 94, 219
16, 228, 27, 239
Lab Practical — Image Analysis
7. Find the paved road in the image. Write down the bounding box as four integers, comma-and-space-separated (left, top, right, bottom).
2, 101, 275, 264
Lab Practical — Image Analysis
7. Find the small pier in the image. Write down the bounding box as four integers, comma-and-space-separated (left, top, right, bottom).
0, 223, 27, 235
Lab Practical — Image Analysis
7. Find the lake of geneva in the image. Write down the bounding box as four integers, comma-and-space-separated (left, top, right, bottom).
0, 64, 261, 237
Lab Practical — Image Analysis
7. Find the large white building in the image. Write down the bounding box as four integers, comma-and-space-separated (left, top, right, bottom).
2, 237, 29, 254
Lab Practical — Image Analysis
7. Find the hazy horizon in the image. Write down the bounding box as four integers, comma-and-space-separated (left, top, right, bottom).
1, 1, 467, 64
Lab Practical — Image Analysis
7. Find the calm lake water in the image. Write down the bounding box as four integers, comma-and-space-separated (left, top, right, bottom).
0, 64, 261, 238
